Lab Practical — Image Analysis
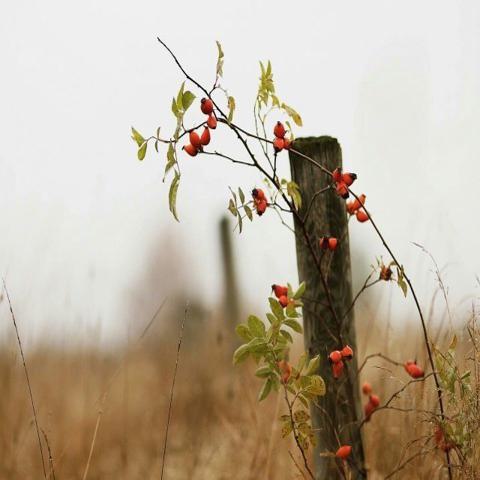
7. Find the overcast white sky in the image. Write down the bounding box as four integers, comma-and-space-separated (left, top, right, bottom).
1, 1, 479, 346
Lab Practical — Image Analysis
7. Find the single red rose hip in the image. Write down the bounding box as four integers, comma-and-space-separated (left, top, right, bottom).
200, 97, 214, 115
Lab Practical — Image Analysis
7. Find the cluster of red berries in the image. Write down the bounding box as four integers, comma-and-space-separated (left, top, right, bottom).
252, 188, 268, 216
201, 98, 218, 129
183, 98, 217, 157
362, 382, 380, 422
346, 194, 368, 223
272, 284, 291, 308
335, 445, 352, 460
332, 167, 357, 199
277, 359, 293, 384
319, 236, 338, 251
328, 345, 353, 379
404, 360, 424, 379
272, 121, 292, 153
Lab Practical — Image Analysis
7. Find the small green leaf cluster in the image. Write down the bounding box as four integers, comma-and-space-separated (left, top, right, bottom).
233, 282, 325, 451
227, 187, 253, 233
257, 61, 302, 127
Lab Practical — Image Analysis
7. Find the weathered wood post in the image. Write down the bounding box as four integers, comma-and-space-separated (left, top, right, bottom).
219, 216, 241, 337
289, 137, 366, 479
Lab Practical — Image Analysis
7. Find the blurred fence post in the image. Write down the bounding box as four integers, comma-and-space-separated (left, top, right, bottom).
219, 216, 240, 346
289, 137, 366, 479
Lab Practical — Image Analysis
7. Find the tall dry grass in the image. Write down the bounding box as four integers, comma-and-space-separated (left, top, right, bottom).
0, 295, 478, 479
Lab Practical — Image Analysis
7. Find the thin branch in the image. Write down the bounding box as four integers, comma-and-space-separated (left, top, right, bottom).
201, 150, 255, 167
161, 304, 188, 480
81, 409, 102, 480
41, 429, 56, 480
3, 279, 47, 479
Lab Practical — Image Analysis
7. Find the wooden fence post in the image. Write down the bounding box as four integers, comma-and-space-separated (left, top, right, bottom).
289, 137, 366, 479
219, 216, 240, 339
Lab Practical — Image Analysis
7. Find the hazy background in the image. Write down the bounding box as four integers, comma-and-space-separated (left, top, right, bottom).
1, 0, 479, 347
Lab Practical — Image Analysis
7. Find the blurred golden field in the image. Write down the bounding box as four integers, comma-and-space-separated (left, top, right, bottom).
1, 292, 478, 480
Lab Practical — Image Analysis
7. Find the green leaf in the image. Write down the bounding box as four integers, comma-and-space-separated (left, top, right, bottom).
305, 355, 320, 376
216, 41, 224, 77
287, 181, 302, 210
396, 266, 408, 297
280, 329, 293, 344
258, 377, 272, 401
304, 375, 326, 396
238, 187, 245, 204
297, 352, 307, 373
269, 297, 285, 320
281, 103, 303, 127
169, 171, 180, 221
227, 96, 235, 123
237, 210, 243, 233
182, 91, 196, 111
171, 97, 179, 118
284, 319, 303, 334
248, 315, 266, 337
131, 127, 145, 147
137, 142, 147, 161
281, 420, 293, 438
235, 324, 252, 342
293, 281, 306, 300
233, 344, 250, 365
228, 199, 237, 216
266, 313, 277, 325
176, 82, 185, 112
255, 365, 272, 378
285, 301, 297, 318
293, 410, 310, 422
244, 205, 253, 221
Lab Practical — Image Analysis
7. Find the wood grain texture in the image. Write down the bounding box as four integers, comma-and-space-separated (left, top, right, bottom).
289, 137, 366, 479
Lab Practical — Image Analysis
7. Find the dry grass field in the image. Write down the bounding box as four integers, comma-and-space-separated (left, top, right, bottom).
1, 295, 478, 480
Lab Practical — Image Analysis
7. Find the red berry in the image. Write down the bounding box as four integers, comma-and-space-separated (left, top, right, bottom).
189, 131, 201, 149
332, 360, 344, 379
329, 350, 343, 364
369, 394, 380, 408
278, 360, 292, 384
200, 97, 214, 115
356, 210, 369, 223
351, 194, 366, 212
342, 172, 357, 187
404, 361, 424, 379
256, 199, 267, 216
207, 113, 217, 129
278, 295, 289, 308
273, 137, 285, 152
332, 167, 343, 183
273, 121, 286, 139
183, 143, 198, 157
200, 127, 211, 146
341, 345, 353, 360
346, 200, 357, 215
283, 137, 292, 150
252, 188, 266, 200
335, 182, 349, 199
328, 237, 338, 251
272, 284, 288, 299
319, 237, 329, 250
335, 445, 352, 460
362, 382, 372, 396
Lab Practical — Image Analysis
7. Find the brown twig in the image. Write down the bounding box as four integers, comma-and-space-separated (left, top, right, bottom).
3, 279, 47, 479
160, 304, 188, 480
